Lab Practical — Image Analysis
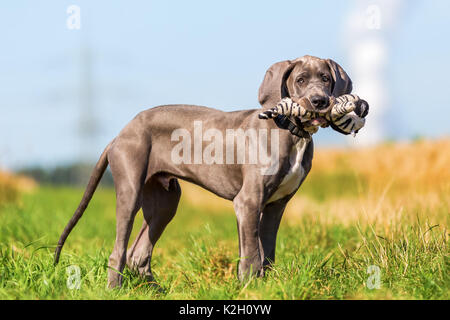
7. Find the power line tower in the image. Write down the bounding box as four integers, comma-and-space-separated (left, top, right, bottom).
78, 44, 99, 163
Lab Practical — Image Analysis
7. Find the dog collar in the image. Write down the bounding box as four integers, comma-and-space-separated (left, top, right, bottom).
273, 115, 311, 139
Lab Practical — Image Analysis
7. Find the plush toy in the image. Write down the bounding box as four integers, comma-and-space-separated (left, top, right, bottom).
258, 94, 369, 136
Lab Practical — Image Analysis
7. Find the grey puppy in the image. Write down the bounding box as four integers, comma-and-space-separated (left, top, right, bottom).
54, 55, 353, 288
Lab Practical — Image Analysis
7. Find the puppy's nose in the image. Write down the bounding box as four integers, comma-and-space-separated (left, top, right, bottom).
310, 96, 329, 110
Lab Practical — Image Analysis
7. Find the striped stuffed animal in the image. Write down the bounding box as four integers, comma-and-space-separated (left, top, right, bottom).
259, 94, 369, 136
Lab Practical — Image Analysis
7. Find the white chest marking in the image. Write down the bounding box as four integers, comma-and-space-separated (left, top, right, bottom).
267, 138, 309, 203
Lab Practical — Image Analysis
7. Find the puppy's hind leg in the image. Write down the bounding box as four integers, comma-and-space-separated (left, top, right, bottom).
127, 176, 181, 281
107, 142, 148, 288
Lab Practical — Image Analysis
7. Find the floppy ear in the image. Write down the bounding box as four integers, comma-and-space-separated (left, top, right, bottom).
326, 59, 353, 97
258, 59, 297, 110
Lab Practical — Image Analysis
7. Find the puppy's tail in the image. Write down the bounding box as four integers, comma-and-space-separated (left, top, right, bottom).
54, 142, 112, 265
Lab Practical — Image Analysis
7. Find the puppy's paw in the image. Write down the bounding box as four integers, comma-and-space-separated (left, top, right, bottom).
354, 99, 369, 118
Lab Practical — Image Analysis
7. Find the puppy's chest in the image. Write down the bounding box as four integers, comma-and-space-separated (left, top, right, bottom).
267, 139, 309, 203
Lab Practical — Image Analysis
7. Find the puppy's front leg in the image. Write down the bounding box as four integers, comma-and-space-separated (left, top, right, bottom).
233, 188, 265, 281
259, 197, 290, 269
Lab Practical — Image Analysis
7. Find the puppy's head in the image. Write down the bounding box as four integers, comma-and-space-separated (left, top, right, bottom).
283, 56, 334, 113
258, 55, 353, 113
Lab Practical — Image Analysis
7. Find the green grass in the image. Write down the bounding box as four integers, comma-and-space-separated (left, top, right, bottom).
0, 186, 448, 300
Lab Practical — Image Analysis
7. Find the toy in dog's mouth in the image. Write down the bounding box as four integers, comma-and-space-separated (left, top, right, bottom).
258, 94, 369, 135
293, 97, 334, 132
303, 116, 329, 127
300, 116, 329, 134
292, 97, 332, 129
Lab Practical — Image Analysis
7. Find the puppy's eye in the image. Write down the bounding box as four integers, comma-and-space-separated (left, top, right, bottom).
296, 77, 304, 84
322, 76, 329, 83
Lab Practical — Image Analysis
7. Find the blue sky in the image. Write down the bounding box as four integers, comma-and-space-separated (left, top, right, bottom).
0, 1, 449, 169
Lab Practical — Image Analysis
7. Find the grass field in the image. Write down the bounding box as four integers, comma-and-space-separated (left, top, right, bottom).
0, 139, 448, 300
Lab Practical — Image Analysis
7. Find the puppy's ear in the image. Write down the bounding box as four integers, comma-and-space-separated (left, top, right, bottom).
258, 59, 298, 109
326, 59, 353, 97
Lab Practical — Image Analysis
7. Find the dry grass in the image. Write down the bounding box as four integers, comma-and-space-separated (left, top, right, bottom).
286, 138, 449, 227
0, 170, 37, 205
310, 138, 450, 195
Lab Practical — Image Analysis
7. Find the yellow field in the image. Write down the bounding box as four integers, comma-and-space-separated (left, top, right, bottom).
0, 170, 36, 205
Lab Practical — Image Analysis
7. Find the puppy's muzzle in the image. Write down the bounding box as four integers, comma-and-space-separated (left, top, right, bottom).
310, 95, 332, 113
